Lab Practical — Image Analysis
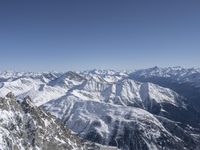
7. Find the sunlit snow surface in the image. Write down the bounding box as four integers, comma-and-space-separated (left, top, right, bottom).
0, 67, 200, 149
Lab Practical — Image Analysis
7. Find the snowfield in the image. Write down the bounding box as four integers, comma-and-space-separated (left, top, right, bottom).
0, 67, 200, 149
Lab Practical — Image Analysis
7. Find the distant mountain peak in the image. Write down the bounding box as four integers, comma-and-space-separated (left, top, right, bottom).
0, 68, 200, 149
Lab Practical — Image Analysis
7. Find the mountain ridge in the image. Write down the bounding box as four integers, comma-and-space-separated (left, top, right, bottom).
0, 67, 200, 149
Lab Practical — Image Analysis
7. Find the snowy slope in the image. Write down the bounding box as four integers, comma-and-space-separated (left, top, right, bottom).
42, 97, 190, 150
0, 69, 200, 149
130, 66, 200, 113
0, 93, 100, 150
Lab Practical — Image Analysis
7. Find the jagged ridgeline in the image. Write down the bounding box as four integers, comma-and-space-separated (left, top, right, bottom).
0, 68, 200, 150
0, 92, 100, 150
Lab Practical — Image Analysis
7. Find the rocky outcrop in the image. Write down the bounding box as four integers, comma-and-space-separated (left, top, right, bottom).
0, 93, 98, 150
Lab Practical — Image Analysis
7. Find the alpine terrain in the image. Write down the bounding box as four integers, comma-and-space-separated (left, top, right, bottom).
0, 67, 200, 150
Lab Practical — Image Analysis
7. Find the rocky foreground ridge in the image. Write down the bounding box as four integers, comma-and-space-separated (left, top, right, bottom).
0, 92, 102, 150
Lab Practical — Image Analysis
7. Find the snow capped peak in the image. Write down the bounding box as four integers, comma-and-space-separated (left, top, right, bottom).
0, 70, 186, 107
61, 71, 85, 81
0, 94, 99, 150
131, 66, 200, 88
0, 69, 200, 149
42, 72, 58, 80
82, 69, 118, 75
140, 82, 183, 107
133, 66, 200, 77
48, 71, 86, 88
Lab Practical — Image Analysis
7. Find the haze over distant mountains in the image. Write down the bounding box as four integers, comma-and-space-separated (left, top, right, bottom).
0, 67, 200, 150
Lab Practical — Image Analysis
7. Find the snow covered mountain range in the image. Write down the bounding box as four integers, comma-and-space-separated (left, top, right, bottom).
0, 92, 102, 150
0, 67, 200, 150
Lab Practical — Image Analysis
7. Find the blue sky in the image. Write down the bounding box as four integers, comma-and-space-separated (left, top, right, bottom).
0, 0, 200, 71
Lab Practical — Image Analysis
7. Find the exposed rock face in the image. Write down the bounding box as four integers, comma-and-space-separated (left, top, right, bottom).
43, 98, 200, 150
1, 69, 200, 150
130, 67, 200, 113
0, 93, 98, 150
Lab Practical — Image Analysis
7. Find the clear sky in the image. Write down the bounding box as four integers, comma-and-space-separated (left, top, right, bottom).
0, 0, 200, 71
